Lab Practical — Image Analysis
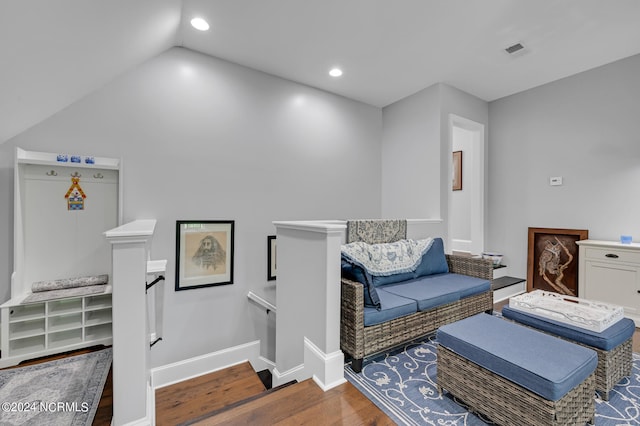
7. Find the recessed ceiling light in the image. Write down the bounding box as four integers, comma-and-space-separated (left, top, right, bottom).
329, 68, 343, 77
190, 17, 210, 31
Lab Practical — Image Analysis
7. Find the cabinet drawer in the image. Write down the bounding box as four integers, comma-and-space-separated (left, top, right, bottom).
584, 247, 640, 264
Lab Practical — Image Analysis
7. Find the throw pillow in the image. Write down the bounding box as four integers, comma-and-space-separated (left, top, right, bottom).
414, 237, 449, 277
341, 257, 381, 309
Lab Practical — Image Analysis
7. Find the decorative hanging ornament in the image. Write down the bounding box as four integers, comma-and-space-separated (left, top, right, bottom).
64, 172, 86, 210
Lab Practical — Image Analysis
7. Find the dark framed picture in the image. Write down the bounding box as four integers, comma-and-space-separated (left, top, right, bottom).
267, 235, 277, 281
452, 150, 462, 191
176, 220, 234, 291
527, 227, 588, 296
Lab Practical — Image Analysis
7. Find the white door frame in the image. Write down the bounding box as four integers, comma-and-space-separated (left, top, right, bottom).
448, 114, 485, 255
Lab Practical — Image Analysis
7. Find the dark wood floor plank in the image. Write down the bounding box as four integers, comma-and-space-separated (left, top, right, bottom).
155, 361, 266, 426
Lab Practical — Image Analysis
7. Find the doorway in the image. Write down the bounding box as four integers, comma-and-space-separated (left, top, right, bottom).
448, 115, 485, 256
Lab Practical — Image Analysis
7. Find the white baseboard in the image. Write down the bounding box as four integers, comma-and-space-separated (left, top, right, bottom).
303, 337, 346, 391
272, 363, 305, 387
151, 340, 269, 389
494, 281, 526, 303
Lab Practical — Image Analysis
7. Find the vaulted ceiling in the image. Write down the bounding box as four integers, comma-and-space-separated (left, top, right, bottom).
2, 0, 640, 145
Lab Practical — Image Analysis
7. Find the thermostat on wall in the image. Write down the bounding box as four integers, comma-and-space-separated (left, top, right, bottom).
550, 176, 563, 186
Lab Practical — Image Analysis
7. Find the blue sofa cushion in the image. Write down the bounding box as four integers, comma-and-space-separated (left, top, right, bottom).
502, 305, 635, 351
437, 313, 598, 401
364, 289, 418, 326
341, 257, 380, 309
421, 272, 490, 298
413, 237, 449, 277
382, 276, 460, 311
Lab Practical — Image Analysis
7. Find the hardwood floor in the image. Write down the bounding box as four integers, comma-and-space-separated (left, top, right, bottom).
186, 378, 394, 426
155, 362, 266, 426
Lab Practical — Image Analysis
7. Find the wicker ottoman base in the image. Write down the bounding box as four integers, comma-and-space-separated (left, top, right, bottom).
437, 345, 595, 425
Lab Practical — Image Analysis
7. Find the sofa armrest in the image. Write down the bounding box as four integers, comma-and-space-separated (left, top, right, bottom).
446, 254, 493, 280
340, 278, 365, 360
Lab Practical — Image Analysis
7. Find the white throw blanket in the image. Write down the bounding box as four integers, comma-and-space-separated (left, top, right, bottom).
341, 238, 434, 276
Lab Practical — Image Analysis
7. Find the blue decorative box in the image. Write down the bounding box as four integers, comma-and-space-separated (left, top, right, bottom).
84, 156, 95, 164
621, 235, 632, 244
56, 154, 68, 162
70, 155, 81, 163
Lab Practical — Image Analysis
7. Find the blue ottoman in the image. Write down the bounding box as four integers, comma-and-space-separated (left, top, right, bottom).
502, 305, 634, 400
437, 313, 597, 425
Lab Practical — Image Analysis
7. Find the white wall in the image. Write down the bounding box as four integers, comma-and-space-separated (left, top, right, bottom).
488, 53, 640, 279
381, 83, 488, 246
0, 47, 382, 367
381, 84, 441, 220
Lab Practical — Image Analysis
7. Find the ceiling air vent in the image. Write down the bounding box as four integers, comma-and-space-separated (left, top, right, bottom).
505, 43, 525, 54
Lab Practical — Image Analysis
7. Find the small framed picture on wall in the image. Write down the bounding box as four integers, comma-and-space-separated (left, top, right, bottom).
452, 150, 462, 191
175, 220, 235, 290
267, 235, 277, 281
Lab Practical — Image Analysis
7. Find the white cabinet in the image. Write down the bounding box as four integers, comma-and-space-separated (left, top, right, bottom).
0, 148, 121, 367
577, 240, 640, 325
1, 292, 112, 365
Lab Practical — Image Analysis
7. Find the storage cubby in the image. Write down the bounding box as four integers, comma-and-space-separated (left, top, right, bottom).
10, 335, 46, 357
85, 294, 112, 310
49, 298, 82, 315
85, 323, 112, 341
48, 312, 82, 332
85, 309, 112, 326
9, 304, 45, 322
9, 318, 45, 339
0, 147, 121, 367
49, 328, 83, 349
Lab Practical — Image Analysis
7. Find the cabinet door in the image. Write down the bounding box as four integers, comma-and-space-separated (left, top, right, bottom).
584, 261, 640, 315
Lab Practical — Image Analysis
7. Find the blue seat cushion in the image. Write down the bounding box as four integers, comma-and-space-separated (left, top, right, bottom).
418, 272, 491, 298
437, 313, 597, 401
382, 277, 460, 311
364, 289, 417, 326
502, 305, 635, 351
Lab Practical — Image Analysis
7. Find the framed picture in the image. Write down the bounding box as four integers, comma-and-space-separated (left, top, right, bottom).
452, 150, 462, 191
175, 220, 234, 291
527, 227, 588, 296
267, 235, 277, 281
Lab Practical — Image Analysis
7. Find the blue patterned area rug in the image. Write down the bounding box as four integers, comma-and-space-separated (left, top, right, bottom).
345, 335, 640, 425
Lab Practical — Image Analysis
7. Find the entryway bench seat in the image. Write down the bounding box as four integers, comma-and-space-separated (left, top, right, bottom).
502, 305, 634, 401
437, 313, 597, 425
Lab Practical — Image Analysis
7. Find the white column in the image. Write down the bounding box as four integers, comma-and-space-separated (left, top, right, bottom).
272, 220, 347, 390
105, 220, 156, 426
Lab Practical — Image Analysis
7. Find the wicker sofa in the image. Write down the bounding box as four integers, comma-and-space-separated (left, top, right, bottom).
340, 220, 494, 372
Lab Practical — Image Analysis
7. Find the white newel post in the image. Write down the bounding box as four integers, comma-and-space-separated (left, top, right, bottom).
272, 221, 347, 390
105, 220, 157, 426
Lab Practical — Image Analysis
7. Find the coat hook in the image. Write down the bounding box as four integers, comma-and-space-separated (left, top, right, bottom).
93, 172, 104, 179
71, 171, 81, 178
46, 170, 58, 176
